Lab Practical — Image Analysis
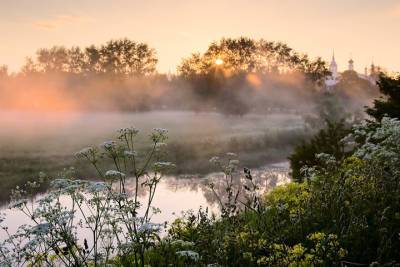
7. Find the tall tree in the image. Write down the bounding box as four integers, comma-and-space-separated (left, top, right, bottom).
366, 74, 400, 120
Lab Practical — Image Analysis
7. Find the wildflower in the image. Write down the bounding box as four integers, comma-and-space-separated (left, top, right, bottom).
75, 147, 98, 163
51, 179, 72, 190
226, 152, 237, 158
124, 150, 137, 157
30, 223, 51, 235
86, 182, 108, 193
138, 222, 162, 233
75, 147, 94, 158
156, 142, 167, 148
209, 156, 220, 165
101, 140, 116, 150
118, 127, 139, 137
171, 240, 195, 247
176, 250, 199, 261
151, 128, 168, 143
229, 159, 239, 166
8, 198, 28, 209
153, 161, 175, 171
105, 170, 126, 180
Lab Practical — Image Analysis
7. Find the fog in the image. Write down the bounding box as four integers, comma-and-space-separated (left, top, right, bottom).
0, 65, 380, 204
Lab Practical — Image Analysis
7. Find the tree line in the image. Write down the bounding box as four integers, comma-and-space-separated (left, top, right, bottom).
0, 37, 327, 79
0, 37, 379, 116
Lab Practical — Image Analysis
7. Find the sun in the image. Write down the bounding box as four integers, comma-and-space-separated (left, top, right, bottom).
215, 58, 223, 65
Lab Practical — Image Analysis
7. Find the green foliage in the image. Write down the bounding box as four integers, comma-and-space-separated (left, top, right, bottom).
367, 74, 400, 120
289, 120, 351, 182
162, 117, 400, 266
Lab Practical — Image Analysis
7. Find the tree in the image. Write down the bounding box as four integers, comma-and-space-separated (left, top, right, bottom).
98, 39, 157, 76
36, 46, 69, 73
366, 74, 400, 120
289, 120, 351, 182
0, 65, 8, 78
20, 57, 39, 75
178, 37, 329, 82
20, 39, 158, 76
304, 91, 349, 129
67, 47, 86, 74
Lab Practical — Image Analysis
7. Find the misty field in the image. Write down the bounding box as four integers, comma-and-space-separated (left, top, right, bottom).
0, 110, 306, 203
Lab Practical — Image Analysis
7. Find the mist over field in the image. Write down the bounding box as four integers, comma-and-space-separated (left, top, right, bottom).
1, 28, 398, 265
0, 38, 380, 205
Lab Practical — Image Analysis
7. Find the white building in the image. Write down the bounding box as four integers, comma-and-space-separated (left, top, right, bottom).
325, 53, 378, 90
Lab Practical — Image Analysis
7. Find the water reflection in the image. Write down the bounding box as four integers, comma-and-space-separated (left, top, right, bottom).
0, 163, 289, 241
164, 162, 290, 208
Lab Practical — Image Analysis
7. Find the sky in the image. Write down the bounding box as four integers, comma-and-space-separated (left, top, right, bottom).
0, 0, 399, 73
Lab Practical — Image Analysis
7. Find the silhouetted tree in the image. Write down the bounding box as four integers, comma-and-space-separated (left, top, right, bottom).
0, 65, 8, 78
67, 47, 86, 74
178, 37, 329, 81
36, 46, 69, 73
366, 74, 400, 120
98, 39, 157, 76
21, 39, 158, 77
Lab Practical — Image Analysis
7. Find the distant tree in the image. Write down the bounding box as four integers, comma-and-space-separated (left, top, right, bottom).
20, 57, 39, 75
84, 45, 102, 74
178, 37, 258, 76
0, 65, 8, 78
178, 37, 329, 82
366, 74, 400, 120
289, 120, 351, 182
304, 91, 349, 130
36, 46, 69, 73
177, 37, 329, 116
67, 47, 86, 74
98, 39, 157, 76
20, 39, 158, 77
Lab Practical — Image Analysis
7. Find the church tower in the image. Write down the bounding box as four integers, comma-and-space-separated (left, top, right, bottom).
348, 57, 354, 71
329, 52, 338, 78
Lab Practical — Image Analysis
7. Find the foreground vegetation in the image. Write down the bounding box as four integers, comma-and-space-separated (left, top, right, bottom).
1, 113, 399, 266
0, 74, 398, 266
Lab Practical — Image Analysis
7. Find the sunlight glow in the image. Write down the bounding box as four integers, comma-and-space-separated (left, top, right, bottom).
215, 58, 223, 65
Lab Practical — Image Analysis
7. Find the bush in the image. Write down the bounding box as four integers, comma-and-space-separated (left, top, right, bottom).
289, 120, 351, 182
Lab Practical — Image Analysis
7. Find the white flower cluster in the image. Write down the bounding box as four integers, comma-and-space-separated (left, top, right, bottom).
151, 128, 168, 143
171, 239, 195, 247
119, 127, 139, 136
8, 198, 28, 209
153, 161, 175, 171
101, 140, 117, 150
86, 182, 108, 193
354, 117, 400, 165
209, 156, 220, 165
124, 150, 137, 157
105, 170, 126, 179
226, 152, 237, 158
138, 222, 162, 233
176, 250, 199, 261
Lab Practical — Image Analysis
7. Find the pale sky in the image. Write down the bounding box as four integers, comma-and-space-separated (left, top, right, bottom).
0, 0, 399, 73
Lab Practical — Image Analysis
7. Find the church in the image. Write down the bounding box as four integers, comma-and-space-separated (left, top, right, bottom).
325, 53, 379, 90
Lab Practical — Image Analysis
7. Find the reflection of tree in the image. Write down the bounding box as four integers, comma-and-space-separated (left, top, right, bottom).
163, 165, 289, 207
